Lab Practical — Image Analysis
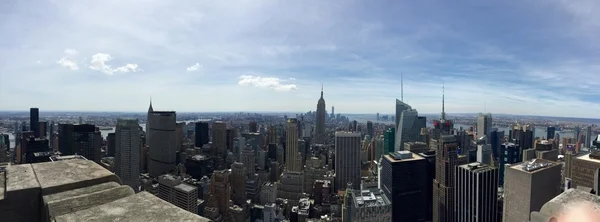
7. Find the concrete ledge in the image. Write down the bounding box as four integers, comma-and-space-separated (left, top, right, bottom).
1, 164, 42, 222
54, 192, 211, 222
45, 185, 134, 220
0, 172, 5, 201
32, 159, 121, 195
43, 182, 120, 203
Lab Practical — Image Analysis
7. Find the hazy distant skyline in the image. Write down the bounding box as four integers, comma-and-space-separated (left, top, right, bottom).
1, 1, 599, 118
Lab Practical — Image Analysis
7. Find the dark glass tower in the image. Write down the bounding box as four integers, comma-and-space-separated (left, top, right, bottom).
30, 108, 40, 138
194, 122, 209, 148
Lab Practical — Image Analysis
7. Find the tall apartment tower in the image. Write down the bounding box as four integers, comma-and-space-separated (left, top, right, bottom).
194, 122, 209, 148
455, 162, 498, 222
30, 108, 40, 138
366, 121, 374, 139
503, 159, 561, 222
147, 110, 177, 177
115, 118, 141, 191
477, 113, 492, 139
285, 118, 301, 172
315, 86, 326, 144
212, 121, 227, 158
157, 174, 199, 214
381, 151, 428, 221
433, 135, 464, 222
334, 132, 361, 192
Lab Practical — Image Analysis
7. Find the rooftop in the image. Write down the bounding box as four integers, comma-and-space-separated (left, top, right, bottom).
0, 159, 209, 222
458, 162, 496, 173
352, 188, 391, 208
576, 153, 600, 164
509, 158, 560, 173
384, 151, 424, 163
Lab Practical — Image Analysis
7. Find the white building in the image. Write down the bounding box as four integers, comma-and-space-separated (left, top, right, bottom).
157, 174, 199, 214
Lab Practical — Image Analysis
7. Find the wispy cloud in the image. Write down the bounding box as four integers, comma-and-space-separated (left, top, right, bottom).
238, 75, 297, 92
186, 63, 202, 72
89, 53, 140, 75
56, 48, 79, 70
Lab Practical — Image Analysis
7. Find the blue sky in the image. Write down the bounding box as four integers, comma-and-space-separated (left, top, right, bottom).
1, 0, 599, 117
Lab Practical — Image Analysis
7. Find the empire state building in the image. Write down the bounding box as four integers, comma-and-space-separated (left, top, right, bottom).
315, 85, 326, 144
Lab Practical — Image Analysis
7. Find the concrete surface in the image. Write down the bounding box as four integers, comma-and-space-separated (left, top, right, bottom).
45, 185, 134, 220
1, 172, 5, 200
54, 192, 211, 222
1, 164, 42, 222
32, 159, 121, 195
43, 182, 120, 203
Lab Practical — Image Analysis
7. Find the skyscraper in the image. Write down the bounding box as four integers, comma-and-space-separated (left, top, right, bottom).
455, 162, 498, 222
212, 121, 227, 157
115, 118, 141, 191
366, 121, 373, 139
230, 162, 247, 206
394, 99, 411, 148
285, 118, 301, 172
248, 121, 258, 133
384, 128, 395, 154
477, 113, 492, 139
586, 125, 593, 148
499, 142, 521, 187
194, 122, 209, 148
30, 108, 39, 138
396, 108, 426, 151
381, 151, 428, 221
207, 170, 231, 217
334, 132, 361, 192
148, 110, 177, 177
72, 124, 102, 163
503, 159, 561, 222
107, 132, 116, 157
433, 135, 464, 222
58, 124, 74, 155
315, 86, 326, 144
546, 126, 555, 140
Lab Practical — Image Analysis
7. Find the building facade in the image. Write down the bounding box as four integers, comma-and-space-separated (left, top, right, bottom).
285, 118, 301, 172
477, 113, 492, 139
114, 118, 141, 191
455, 162, 498, 222
334, 132, 361, 192
503, 159, 562, 222
147, 110, 177, 177
381, 151, 427, 221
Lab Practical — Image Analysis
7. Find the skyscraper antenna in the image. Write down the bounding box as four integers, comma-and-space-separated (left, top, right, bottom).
321, 83, 324, 98
441, 81, 446, 120
401, 72, 404, 102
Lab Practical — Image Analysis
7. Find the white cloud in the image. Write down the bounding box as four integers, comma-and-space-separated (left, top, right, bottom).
56, 57, 78, 70
64, 48, 78, 55
89, 53, 140, 75
186, 63, 202, 72
56, 48, 79, 70
238, 75, 297, 92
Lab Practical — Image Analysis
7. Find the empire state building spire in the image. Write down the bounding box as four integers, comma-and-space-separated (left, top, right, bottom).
321, 83, 324, 98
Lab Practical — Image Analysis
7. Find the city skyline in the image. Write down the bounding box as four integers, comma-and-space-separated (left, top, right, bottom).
2, 1, 600, 118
